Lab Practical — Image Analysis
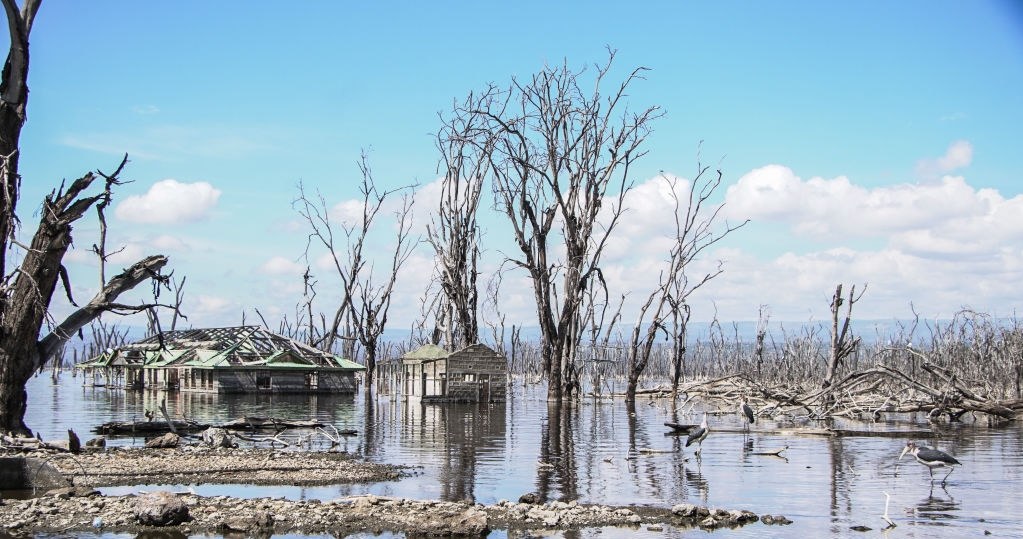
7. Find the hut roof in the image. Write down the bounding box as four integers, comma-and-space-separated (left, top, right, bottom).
402, 343, 451, 360
80, 326, 365, 371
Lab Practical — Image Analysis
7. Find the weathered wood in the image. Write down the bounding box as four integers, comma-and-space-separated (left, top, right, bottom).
93, 420, 209, 435
663, 422, 697, 433
216, 417, 326, 430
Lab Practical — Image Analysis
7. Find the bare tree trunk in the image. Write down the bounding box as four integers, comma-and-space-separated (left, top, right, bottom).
625, 166, 748, 402
468, 50, 661, 402
0, 2, 171, 434
823, 284, 863, 389
295, 153, 415, 388
425, 93, 488, 350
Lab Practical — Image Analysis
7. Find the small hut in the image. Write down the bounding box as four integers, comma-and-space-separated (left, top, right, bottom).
392, 343, 507, 402
77, 326, 364, 394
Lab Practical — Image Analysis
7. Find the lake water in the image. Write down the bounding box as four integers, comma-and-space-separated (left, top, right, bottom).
19, 372, 1023, 538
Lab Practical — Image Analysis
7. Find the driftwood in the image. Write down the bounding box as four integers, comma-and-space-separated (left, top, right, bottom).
0, 429, 83, 453
653, 350, 1023, 424
93, 420, 209, 435
663, 422, 697, 433
216, 417, 329, 431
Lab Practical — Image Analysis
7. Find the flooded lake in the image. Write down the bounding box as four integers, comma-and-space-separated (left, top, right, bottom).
21, 373, 1023, 538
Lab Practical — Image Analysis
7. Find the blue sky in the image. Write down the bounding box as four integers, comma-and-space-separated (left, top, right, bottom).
13, 1, 1023, 332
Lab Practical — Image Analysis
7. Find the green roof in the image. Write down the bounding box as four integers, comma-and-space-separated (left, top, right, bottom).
332, 356, 365, 370
78, 326, 367, 372
403, 344, 450, 359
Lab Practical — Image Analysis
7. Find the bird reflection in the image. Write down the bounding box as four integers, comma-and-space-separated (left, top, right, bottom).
912, 485, 960, 521
742, 437, 754, 455
683, 464, 709, 502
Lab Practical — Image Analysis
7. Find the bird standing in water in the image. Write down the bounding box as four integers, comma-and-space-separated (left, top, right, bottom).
739, 399, 755, 432
686, 413, 709, 456
899, 441, 961, 485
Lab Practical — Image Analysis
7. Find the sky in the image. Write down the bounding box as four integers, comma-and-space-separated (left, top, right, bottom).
11, 1, 1023, 336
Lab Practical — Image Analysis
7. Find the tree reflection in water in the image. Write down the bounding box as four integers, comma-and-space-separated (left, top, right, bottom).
537, 399, 577, 502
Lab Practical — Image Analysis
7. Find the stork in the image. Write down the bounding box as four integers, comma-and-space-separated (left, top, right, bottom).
899, 441, 961, 485
739, 399, 755, 432
686, 413, 709, 455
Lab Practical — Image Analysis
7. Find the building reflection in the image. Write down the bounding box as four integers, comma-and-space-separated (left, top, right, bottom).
392, 396, 507, 503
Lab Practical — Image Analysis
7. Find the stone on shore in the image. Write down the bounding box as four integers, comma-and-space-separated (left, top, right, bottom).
135, 491, 191, 526
144, 433, 180, 449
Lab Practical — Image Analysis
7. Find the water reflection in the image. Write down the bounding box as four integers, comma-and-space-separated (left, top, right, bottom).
915, 485, 960, 521
22, 375, 1023, 538
538, 400, 576, 503
393, 398, 507, 503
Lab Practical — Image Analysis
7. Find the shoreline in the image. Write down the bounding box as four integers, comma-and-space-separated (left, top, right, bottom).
0, 447, 776, 536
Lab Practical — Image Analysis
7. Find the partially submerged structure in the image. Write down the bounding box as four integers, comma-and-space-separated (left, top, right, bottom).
77, 326, 364, 394
379, 343, 508, 402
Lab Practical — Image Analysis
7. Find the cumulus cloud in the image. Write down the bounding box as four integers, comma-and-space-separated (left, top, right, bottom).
115, 179, 221, 224
259, 256, 305, 276
916, 140, 973, 180
721, 165, 1009, 245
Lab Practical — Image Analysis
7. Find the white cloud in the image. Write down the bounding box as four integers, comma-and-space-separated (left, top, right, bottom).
150, 234, 188, 252
722, 165, 1006, 244
115, 179, 221, 224
259, 256, 305, 276
916, 140, 973, 180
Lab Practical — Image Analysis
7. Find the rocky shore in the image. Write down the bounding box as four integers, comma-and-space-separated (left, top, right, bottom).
0, 447, 787, 536
40, 446, 406, 486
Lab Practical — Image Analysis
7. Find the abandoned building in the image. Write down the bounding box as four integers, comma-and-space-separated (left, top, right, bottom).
378, 343, 508, 402
77, 326, 365, 394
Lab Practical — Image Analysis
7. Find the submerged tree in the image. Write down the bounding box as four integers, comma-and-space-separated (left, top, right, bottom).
464, 50, 661, 402
0, 0, 170, 434
422, 91, 493, 351
623, 166, 748, 402
294, 153, 415, 387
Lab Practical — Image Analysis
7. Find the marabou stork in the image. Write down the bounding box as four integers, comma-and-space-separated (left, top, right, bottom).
899, 441, 961, 485
739, 399, 755, 432
686, 413, 709, 455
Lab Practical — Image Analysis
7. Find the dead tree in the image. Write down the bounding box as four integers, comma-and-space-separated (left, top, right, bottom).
823, 284, 864, 389
295, 153, 415, 387
625, 167, 748, 402
424, 91, 491, 350
0, 1, 173, 435
472, 50, 661, 401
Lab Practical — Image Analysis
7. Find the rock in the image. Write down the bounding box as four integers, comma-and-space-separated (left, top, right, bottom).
671, 503, 709, 518
135, 491, 191, 526
145, 432, 180, 448
201, 427, 235, 448
220, 512, 274, 534
85, 436, 106, 449
0, 457, 69, 490
518, 492, 541, 505
763, 514, 792, 525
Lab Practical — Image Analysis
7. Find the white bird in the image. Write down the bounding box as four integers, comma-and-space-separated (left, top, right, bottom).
685, 413, 709, 455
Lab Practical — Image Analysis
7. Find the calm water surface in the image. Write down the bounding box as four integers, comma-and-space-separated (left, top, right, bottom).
22, 373, 1023, 538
